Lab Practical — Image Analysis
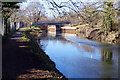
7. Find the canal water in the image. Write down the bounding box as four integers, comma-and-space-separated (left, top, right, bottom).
37, 32, 119, 78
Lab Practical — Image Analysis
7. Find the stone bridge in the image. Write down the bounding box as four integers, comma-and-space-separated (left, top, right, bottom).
32, 21, 77, 32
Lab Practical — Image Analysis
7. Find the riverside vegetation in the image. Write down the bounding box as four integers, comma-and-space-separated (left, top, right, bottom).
76, 24, 120, 44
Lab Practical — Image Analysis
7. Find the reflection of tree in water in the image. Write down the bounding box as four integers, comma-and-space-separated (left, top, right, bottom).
82, 45, 94, 53
101, 48, 113, 64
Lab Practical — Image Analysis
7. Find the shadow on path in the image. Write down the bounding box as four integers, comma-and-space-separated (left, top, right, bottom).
2, 29, 61, 79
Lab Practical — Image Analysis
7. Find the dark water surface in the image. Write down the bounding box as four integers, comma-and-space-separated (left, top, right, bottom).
37, 32, 118, 78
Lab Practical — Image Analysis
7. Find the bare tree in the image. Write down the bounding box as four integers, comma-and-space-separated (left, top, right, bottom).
18, 1, 47, 26
45, 0, 101, 27
2, 2, 20, 35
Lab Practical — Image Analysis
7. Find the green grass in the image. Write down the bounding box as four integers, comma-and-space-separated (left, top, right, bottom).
21, 32, 27, 40
21, 31, 30, 41
23, 28, 30, 31
22, 28, 32, 40
31, 26, 36, 29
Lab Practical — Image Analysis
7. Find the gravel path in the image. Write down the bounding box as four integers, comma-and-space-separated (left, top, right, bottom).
2, 28, 63, 79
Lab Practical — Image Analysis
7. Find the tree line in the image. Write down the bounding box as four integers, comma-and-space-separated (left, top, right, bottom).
1, 0, 120, 36
45, 0, 120, 32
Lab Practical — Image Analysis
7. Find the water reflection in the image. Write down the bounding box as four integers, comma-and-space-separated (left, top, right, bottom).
37, 32, 118, 78
82, 45, 94, 53
101, 48, 113, 64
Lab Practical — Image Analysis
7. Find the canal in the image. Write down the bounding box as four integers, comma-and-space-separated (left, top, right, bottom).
37, 32, 118, 78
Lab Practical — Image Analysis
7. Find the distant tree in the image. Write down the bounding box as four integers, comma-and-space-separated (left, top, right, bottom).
80, 4, 100, 27
18, 2, 47, 26
101, 2, 114, 31
45, 0, 101, 27
46, 0, 119, 31
2, 2, 20, 35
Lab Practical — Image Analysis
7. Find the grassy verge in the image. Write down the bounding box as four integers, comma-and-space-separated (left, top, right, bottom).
21, 27, 67, 79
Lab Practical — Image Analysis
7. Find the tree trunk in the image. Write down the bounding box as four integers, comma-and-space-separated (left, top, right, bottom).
8, 21, 10, 33
14, 22, 16, 31
4, 18, 8, 35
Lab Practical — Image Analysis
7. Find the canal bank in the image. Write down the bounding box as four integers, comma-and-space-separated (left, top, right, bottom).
46, 24, 120, 45
23, 27, 67, 79
76, 25, 120, 45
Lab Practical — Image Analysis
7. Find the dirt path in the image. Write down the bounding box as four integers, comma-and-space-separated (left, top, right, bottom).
2, 28, 63, 79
